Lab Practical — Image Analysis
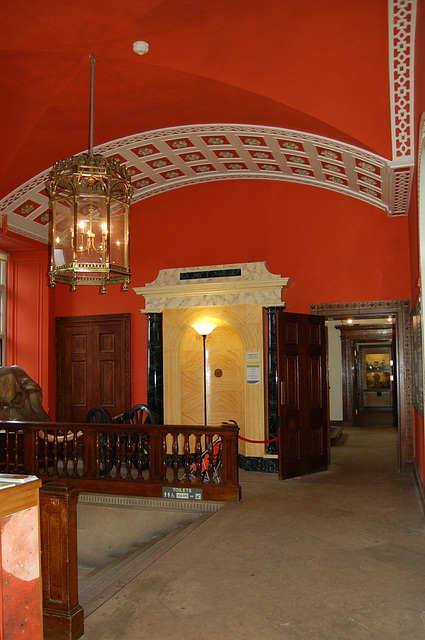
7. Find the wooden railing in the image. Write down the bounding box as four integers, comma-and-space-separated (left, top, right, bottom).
0, 421, 241, 501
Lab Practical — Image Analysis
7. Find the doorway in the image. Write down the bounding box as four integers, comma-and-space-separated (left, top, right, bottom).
311, 300, 412, 471
336, 321, 396, 428
355, 341, 396, 428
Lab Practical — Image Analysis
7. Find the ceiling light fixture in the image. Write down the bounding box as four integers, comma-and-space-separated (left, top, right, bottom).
47, 55, 134, 294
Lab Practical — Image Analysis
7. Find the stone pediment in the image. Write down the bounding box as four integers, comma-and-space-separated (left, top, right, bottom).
134, 262, 292, 311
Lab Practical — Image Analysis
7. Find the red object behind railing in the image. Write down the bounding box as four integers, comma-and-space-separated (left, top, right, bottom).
0, 421, 241, 501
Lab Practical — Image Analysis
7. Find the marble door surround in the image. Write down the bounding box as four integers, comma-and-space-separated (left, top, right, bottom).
134, 263, 292, 465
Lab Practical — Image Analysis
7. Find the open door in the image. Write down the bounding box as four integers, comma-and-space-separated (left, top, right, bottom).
278, 311, 329, 480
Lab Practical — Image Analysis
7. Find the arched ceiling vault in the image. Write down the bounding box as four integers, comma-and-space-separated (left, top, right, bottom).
0, 0, 416, 246
0, 123, 412, 244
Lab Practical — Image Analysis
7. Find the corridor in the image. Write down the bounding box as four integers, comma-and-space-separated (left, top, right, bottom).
80, 423, 425, 639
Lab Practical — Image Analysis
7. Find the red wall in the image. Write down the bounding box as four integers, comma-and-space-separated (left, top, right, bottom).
415, 410, 425, 478
409, 0, 425, 483
47, 179, 411, 414
7, 251, 52, 414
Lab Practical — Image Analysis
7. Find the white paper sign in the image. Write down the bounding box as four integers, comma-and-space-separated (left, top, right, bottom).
246, 364, 261, 385
246, 352, 260, 362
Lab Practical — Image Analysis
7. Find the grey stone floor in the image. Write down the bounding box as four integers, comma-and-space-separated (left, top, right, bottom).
80, 420, 425, 639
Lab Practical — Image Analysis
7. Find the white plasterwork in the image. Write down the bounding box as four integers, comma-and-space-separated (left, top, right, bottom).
134, 262, 292, 312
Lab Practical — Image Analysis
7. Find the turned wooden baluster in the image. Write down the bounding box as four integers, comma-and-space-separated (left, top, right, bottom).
70, 434, 77, 477
43, 433, 49, 474
183, 434, 190, 481
195, 434, 202, 482
162, 433, 167, 480
62, 437, 69, 476
52, 432, 59, 475
104, 433, 112, 477
217, 438, 222, 482
124, 431, 130, 476
94, 433, 100, 476
134, 435, 141, 479
5, 428, 19, 472
203, 435, 210, 482
115, 432, 123, 478
172, 434, 179, 481
12, 430, 19, 471
34, 430, 39, 472
4, 429, 9, 471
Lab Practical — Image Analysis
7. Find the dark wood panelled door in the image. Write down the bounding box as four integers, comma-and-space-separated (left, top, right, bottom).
278, 311, 329, 480
56, 314, 130, 422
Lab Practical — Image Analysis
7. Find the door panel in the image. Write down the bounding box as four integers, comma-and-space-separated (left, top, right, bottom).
278, 311, 329, 479
56, 314, 130, 422
99, 361, 115, 406
71, 361, 87, 407
309, 354, 322, 407
285, 355, 300, 409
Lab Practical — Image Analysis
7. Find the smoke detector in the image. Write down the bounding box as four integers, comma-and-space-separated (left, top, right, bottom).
133, 41, 149, 56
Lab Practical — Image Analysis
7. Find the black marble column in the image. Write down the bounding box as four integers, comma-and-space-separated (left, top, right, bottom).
147, 313, 164, 424
265, 307, 279, 454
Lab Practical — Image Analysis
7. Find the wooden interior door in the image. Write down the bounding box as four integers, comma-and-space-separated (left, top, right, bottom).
352, 342, 360, 426
56, 314, 131, 422
278, 311, 329, 479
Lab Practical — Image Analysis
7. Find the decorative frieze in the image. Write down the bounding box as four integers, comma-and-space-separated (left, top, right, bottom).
134, 262, 292, 312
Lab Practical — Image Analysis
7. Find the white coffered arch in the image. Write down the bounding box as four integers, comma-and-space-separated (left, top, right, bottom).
0, 124, 413, 245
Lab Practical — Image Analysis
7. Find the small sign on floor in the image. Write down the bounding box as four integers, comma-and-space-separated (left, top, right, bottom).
162, 487, 203, 501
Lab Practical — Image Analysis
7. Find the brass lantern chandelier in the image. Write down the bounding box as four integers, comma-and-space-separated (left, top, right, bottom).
48, 56, 133, 294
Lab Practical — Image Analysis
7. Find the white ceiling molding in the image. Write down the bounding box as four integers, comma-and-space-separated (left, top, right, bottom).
389, 0, 416, 161
0, 124, 413, 244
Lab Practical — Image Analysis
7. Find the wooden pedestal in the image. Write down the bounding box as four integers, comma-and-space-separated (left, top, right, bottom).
40, 482, 84, 640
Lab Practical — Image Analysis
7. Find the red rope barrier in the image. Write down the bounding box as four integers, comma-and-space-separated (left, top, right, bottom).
238, 435, 278, 444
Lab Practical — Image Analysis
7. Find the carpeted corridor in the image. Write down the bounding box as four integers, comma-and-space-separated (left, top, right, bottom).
80, 418, 425, 639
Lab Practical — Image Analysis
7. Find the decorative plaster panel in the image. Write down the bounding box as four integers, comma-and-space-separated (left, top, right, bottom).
0, 123, 414, 246
389, 0, 416, 160
134, 262, 292, 311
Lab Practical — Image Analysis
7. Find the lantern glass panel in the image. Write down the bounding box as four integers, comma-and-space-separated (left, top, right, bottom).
76, 196, 108, 265
52, 197, 74, 267
109, 198, 129, 269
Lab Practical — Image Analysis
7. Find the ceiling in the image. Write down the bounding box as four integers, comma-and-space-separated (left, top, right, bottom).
0, 0, 416, 250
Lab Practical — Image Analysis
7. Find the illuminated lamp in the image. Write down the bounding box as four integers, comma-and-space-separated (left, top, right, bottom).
47, 55, 138, 294
192, 323, 217, 425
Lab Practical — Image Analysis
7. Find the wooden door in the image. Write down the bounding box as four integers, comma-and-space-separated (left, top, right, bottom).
352, 342, 359, 426
56, 314, 130, 422
278, 311, 329, 479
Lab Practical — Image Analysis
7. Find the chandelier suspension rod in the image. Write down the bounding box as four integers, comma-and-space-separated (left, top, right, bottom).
89, 55, 95, 156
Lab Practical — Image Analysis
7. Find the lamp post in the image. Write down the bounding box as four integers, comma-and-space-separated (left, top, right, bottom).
192, 323, 217, 426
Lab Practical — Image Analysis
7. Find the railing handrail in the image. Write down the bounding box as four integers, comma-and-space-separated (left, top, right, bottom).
0, 420, 241, 501
0, 421, 238, 432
